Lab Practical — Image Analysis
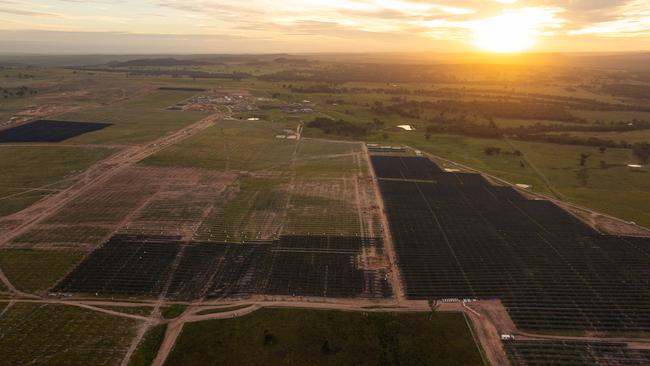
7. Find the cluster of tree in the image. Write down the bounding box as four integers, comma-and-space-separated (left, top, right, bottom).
424, 120, 647, 151
307, 117, 383, 138
425, 123, 501, 139
483, 147, 523, 156
127, 70, 251, 80
3, 73, 35, 79
516, 133, 633, 149
442, 100, 580, 122
602, 84, 650, 100
107, 58, 211, 67
437, 89, 650, 112
283, 82, 646, 111
290, 85, 341, 94
501, 120, 650, 135
633, 142, 650, 163
69, 67, 251, 80
260, 64, 459, 83
370, 101, 421, 119
273, 57, 314, 65
1, 86, 37, 99
372, 99, 582, 122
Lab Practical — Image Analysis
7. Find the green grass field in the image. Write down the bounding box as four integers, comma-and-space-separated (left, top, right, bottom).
493, 118, 585, 129
129, 324, 167, 366
0, 303, 137, 365
57, 90, 208, 145
570, 110, 650, 123
0, 146, 115, 217
0, 249, 84, 293
383, 131, 552, 194
508, 140, 650, 227
165, 309, 484, 366
382, 130, 650, 228
161, 304, 187, 319
142, 119, 297, 172
546, 129, 650, 144
144, 120, 368, 240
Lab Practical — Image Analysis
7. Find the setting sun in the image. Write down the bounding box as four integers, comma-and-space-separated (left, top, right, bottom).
472, 14, 536, 53
471, 8, 559, 53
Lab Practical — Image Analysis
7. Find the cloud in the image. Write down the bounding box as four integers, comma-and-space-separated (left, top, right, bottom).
569, 0, 650, 37
0, 6, 59, 17
0, 0, 647, 52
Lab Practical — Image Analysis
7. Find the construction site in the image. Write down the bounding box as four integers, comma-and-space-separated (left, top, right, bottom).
2, 73, 650, 366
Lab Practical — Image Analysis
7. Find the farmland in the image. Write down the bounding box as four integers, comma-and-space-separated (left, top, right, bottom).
0, 249, 84, 293
56, 90, 209, 145
1, 55, 650, 365
0, 303, 137, 365
385, 132, 650, 228
165, 309, 484, 366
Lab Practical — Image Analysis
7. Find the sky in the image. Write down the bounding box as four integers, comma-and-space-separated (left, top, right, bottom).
0, 0, 648, 54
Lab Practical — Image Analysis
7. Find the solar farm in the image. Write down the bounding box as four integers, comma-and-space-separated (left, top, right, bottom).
1, 65, 650, 365
504, 340, 650, 365
54, 234, 390, 299
0, 120, 111, 143
372, 155, 650, 333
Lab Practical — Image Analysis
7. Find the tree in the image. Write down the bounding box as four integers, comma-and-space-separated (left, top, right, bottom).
599, 145, 607, 154
579, 153, 590, 166
382, 132, 389, 141
484, 147, 501, 156
321, 340, 335, 354
633, 143, 649, 162
632, 142, 650, 164
425, 131, 432, 140
263, 331, 277, 346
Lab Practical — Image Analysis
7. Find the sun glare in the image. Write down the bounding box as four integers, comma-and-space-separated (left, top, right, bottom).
472, 11, 541, 53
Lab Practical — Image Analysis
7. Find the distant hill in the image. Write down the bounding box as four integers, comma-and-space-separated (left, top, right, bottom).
107, 58, 210, 67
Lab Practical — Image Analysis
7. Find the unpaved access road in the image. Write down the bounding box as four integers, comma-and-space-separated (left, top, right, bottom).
0, 113, 221, 294
0, 113, 221, 248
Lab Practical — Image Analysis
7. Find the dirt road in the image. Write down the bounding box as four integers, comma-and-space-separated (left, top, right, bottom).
410, 144, 650, 236
364, 145, 406, 303
0, 113, 221, 248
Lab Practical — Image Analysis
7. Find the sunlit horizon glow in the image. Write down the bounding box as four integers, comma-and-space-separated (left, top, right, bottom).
0, 0, 647, 53
472, 13, 536, 53
471, 8, 562, 53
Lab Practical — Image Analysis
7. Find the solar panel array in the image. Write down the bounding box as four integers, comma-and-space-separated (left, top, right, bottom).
372, 155, 650, 332
0, 120, 111, 143
504, 340, 650, 366
54, 234, 391, 299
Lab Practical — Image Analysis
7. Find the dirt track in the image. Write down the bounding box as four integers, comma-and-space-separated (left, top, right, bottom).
412, 145, 650, 237
0, 113, 221, 248
363, 144, 406, 303
0, 112, 221, 295
2, 119, 650, 365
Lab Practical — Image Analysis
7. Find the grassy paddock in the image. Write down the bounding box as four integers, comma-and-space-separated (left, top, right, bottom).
380, 131, 650, 228
166, 308, 484, 366
0, 146, 115, 217
57, 90, 208, 144
0, 303, 137, 365
161, 304, 187, 319
128, 324, 167, 366
383, 132, 551, 194
142, 120, 296, 172
0, 249, 84, 293
508, 140, 650, 227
